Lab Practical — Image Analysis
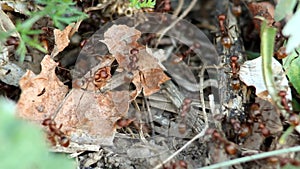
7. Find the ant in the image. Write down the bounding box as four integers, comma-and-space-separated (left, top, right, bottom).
93, 66, 111, 89
218, 14, 232, 49
72, 64, 112, 92
127, 48, 140, 70
177, 98, 192, 134
275, 46, 287, 59
278, 90, 300, 126
230, 55, 239, 78
163, 160, 187, 169
266, 156, 300, 167
115, 117, 135, 129
42, 118, 70, 147
248, 103, 271, 137
278, 90, 291, 113
231, 0, 242, 17
173, 42, 201, 63
6, 36, 19, 48
156, 0, 172, 12
207, 129, 238, 155
228, 55, 241, 90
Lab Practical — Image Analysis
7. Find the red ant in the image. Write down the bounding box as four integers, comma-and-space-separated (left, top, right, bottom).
6, 36, 19, 47
156, 0, 172, 12
93, 66, 111, 89
42, 118, 70, 147
218, 14, 232, 49
163, 160, 187, 169
162, 0, 171, 12
231, 0, 242, 17
266, 156, 300, 167
177, 98, 192, 134
72, 65, 112, 91
248, 103, 271, 137
230, 55, 239, 78
275, 46, 287, 59
115, 117, 136, 129
173, 43, 200, 63
278, 90, 291, 113
207, 129, 238, 155
127, 48, 140, 70
229, 55, 240, 90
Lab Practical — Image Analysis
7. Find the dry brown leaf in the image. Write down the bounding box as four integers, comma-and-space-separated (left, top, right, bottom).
100, 25, 170, 96
55, 89, 130, 145
52, 23, 80, 57
17, 55, 68, 122
132, 68, 170, 96
18, 54, 130, 146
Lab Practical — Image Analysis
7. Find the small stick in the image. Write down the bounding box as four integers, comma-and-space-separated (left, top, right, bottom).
172, 0, 184, 17
155, 0, 198, 48
199, 146, 300, 169
153, 64, 209, 169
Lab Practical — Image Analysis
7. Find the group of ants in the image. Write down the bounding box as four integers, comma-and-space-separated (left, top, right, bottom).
40, 0, 300, 168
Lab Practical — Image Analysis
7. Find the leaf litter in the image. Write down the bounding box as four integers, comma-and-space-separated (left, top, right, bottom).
17, 24, 170, 147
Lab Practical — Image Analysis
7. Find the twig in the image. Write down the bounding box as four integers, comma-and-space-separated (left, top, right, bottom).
144, 96, 155, 136
171, 73, 218, 92
153, 64, 209, 169
153, 125, 208, 169
172, 0, 184, 17
155, 0, 197, 48
199, 146, 300, 169
199, 65, 207, 125
52, 89, 73, 120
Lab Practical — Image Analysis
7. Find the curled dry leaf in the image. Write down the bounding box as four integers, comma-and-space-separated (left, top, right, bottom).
100, 24, 170, 97
239, 56, 291, 101
51, 23, 81, 57
17, 55, 68, 122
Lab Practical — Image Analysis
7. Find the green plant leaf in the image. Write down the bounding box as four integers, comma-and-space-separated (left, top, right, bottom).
0, 98, 75, 169
140, 0, 156, 8
260, 20, 278, 103
129, 0, 156, 9
274, 0, 297, 21
292, 98, 300, 111
282, 10, 300, 53
283, 48, 300, 94
282, 163, 300, 169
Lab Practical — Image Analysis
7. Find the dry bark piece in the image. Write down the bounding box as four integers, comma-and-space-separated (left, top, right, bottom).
17, 55, 68, 122
100, 25, 170, 96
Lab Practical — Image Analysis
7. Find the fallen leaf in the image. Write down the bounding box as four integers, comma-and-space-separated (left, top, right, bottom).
51, 23, 80, 57
239, 56, 291, 101
17, 55, 68, 122
100, 25, 170, 96
55, 89, 130, 145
